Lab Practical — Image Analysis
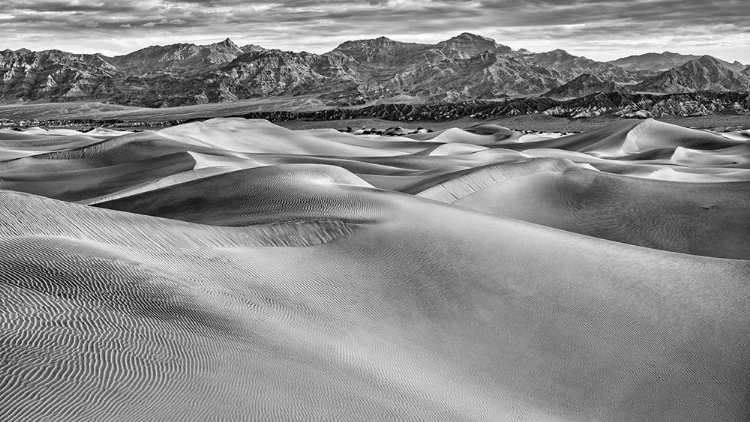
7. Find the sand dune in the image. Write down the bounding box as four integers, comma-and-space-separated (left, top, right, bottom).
96, 164, 378, 226
406, 123, 522, 144
670, 145, 750, 168
497, 118, 743, 158
1, 117, 749, 421
159, 118, 422, 156
721, 129, 750, 141
0, 153, 196, 202
418, 158, 750, 259
0, 129, 118, 160
426, 142, 490, 155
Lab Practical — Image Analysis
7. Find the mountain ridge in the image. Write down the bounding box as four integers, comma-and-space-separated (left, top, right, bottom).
608, 51, 702, 72
542, 73, 626, 99
634, 55, 750, 93
0, 34, 747, 108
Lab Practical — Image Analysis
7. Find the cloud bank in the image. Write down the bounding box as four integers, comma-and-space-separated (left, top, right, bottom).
1, 0, 747, 62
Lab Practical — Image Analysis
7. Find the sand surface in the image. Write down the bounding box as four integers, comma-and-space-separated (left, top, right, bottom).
1, 117, 749, 421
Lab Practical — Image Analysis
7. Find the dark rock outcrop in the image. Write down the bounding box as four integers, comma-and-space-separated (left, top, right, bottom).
237, 92, 750, 122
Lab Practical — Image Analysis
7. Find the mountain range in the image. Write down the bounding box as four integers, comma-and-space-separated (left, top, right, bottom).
1, 33, 749, 108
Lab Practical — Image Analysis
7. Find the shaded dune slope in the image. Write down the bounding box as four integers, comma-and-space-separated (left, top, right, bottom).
0, 128, 126, 160
0, 152, 196, 202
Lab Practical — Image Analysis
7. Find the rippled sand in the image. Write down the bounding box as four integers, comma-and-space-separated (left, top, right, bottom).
1, 118, 749, 421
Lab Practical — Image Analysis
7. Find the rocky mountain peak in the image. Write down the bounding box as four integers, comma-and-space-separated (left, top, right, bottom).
330, 36, 427, 65
696, 55, 723, 67
334, 36, 397, 50
547, 49, 573, 57
105, 39, 247, 77
448, 32, 496, 43
436, 32, 509, 58
211, 38, 243, 54
217, 38, 236, 47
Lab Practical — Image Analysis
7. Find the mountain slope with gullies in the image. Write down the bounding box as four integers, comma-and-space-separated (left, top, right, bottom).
105, 38, 248, 77
192, 34, 628, 104
0, 49, 122, 102
307, 33, 563, 101
542, 73, 626, 99
0, 34, 746, 107
634, 55, 750, 93
610, 51, 746, 74
525, 49, 636, 83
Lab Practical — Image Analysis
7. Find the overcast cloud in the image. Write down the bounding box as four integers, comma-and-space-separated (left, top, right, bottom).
0, 0, 747, 63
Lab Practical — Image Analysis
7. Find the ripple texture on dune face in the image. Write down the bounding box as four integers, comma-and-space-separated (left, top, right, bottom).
1, 117, 750, 421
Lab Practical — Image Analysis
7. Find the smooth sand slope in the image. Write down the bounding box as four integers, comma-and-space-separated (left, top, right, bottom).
1, 117, 749, 421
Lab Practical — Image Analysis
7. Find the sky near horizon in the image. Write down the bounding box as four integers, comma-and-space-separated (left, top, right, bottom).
1, 0, 748, 63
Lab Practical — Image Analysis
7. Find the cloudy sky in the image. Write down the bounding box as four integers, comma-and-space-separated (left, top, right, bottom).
1, 0, 748, 63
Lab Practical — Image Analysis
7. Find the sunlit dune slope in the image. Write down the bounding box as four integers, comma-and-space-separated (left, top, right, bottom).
159, 118, 424, 156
